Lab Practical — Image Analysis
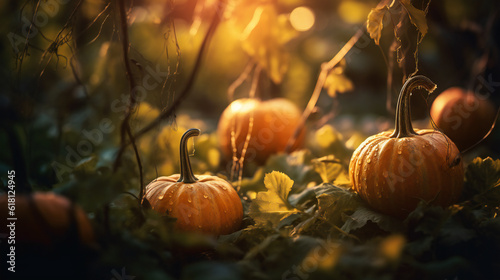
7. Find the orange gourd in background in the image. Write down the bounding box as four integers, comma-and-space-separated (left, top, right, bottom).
430, 87, 497, 151
217, 98, 305, 164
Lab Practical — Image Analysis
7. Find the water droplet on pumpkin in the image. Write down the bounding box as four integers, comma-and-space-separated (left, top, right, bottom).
222, 187, 228, 191
203, 195, 208, 199
367, 158, 371, 163
188, 199, 192, 203
159, 195, 164, 200
397, 150, 402, 155
358, 161, 362, 165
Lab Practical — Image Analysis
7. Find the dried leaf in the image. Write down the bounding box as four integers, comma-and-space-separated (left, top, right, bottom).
399, 0, 428, 37
249, 171, 298, 227
366, 7, 388, 45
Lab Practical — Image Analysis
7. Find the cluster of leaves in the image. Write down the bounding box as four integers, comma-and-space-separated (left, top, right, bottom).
48, 115, 500, 280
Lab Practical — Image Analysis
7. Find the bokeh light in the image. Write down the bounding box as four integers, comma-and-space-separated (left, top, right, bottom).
289, 6, 315, 32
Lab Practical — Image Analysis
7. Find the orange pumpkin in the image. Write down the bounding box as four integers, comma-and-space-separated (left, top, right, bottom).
349, 76, 464, 218
0, 192, 94, 246
430, 87, 497, 151
217, 98, 305, 164
143, 128, 243, 235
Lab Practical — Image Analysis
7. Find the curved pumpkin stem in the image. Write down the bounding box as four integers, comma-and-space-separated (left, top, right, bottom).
178, 128, 200, 183
391, 75, 437, 138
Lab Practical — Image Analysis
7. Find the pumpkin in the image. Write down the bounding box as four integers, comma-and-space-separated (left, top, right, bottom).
430, 87, 497, 151
349, 76, 464, 218
0, 192, 94, 279
0, 192, 94, 246
217, 98, 305, 164
143, 128, 243, 236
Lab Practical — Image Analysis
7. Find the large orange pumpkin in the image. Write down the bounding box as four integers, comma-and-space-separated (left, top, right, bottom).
143, 128, 243, 236
217, 98, 305, 164
430, 87, 497, 151
349, 76, 464, 218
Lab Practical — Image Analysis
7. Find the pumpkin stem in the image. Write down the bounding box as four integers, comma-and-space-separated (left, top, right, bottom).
178, 128, 200, 183
391, 75, 437, 138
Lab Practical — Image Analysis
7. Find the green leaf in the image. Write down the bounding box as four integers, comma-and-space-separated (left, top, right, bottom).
399, 0, 428, 37
341, 205, 404, 234
315, 183, 360, 226
464, 157, 500, 202
248, 171, 298, 227
265, 150, 320, 190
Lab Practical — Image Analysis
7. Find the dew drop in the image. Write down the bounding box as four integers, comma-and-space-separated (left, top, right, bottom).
367, 158, 371, 163
188, 199, 192, 203
397, 150, 402, 155
203, 195, 208, 199
159, 195, 164, 200
222, 187, 228, 191
358, 161, 362, 165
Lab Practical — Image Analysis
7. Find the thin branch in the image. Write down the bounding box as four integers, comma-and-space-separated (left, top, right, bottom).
285, 28, 366, 152
113, 0, 144, 200
116, 0, 226, 151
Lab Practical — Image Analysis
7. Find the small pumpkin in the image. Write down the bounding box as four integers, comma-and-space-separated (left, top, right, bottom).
217, 98, 305, 164
0, 192, 94, 246
349, 76, 464, 218
143, 128, 243, 235
430, 87, 497, 151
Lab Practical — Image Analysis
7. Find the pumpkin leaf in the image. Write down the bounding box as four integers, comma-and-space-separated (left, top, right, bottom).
265, 150, 321, 191
464, 157, 500, 195
323, 65, 354, 97
341, 205, 404, 234
315, 183, 361, 226
399, 0, 428, 38
463, 157, 500, 206
248, 171, 298, 227
312, 155, 344, 183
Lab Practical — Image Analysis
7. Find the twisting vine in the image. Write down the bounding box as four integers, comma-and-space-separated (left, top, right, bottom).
112, 0, 144, 200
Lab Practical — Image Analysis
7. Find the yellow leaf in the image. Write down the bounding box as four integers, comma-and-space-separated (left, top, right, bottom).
366, 7, 387, 45
248, 171, 297, 227
236, 4, 298, 83
312, 155, 344, 183
323, 71, 354, 97
399, 0, 428, 37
